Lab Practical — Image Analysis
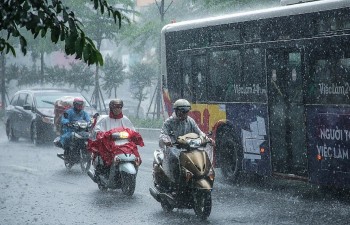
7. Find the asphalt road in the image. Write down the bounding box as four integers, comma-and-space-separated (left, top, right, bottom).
1, 122, 350, 225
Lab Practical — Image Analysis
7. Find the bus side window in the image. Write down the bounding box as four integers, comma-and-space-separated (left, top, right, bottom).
209, 49, 241, 102
192, 55, 207, 102
307, 45, 350, 104
182, 56, 193, 102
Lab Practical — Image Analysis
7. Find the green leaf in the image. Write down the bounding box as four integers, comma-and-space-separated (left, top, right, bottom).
99, 0, 105, 14
94, 0, 98, 9
68, 18, 77, 33
85, 36, 94, 45
96, 51, 104, 66
83, 44, 91, 62
60, 25, 66, 41
41, 27, 47, 38
38, 10, 45, 20
114, 11, 122, 28
23, 1, 30, 11
75, 36, 83, 59
89, 48, 97, 65
51, 26, 60, 43
9, 45, 16, 57
34, 27, 40, 39
57, 3, 62, 14
65, 33, 77, 55
63, 9, 69, 22
19, 36, 27, 55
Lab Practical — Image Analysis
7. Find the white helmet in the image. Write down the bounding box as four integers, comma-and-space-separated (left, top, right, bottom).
173, 99, 191, 112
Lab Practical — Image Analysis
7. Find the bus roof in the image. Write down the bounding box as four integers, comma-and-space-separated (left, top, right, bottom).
161, 0, 349, 33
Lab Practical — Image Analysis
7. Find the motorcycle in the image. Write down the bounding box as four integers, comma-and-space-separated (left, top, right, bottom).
149, 133, 215, 220
55, 120, 93, 172
87, 127, 143, 196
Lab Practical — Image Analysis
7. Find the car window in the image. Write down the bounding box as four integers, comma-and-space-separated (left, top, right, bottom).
10, 94, 19, 106
25, 94, 33, 106
34, 93, 91, 108
17, 93, 27, 107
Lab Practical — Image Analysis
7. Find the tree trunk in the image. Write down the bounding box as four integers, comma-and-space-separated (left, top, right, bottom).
40, 51, 44, 85
0, 53, 6, 110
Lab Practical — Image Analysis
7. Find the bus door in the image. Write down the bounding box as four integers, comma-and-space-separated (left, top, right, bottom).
180, 50, 210, 133
266, 48, 307, 176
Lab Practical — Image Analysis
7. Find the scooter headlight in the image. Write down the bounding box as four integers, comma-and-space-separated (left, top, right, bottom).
77, 121, 88, 129
187, 138, 201, 148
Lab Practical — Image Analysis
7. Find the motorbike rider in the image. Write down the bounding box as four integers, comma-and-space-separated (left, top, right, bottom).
59, 97, 91, 149
89, 99, 140, 175
155, 98, 211, 190
159, 98, 207, 150
91, 99, 135, 138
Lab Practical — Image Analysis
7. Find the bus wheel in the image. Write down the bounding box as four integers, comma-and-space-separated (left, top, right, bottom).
217, 126, 242, 182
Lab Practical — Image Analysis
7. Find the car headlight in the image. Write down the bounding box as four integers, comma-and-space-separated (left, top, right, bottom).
42, 116, 54, 124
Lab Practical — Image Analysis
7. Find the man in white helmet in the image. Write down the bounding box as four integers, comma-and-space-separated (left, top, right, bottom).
159, 98, 206, 150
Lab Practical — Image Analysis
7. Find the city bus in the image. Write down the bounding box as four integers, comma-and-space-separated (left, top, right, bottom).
160, 0, 350, 189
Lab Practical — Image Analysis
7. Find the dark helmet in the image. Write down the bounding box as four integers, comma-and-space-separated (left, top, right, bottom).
73, 97, 84, 111
173, 99, 191, 113
109, 99, 123, 110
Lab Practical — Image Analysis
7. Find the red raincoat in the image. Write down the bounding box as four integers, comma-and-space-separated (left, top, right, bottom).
88, 127, 144, 166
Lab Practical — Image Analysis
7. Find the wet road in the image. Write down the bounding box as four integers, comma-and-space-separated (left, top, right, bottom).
1, 123, 350, 225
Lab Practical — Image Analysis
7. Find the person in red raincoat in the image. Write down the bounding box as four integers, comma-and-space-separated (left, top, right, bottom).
88, 99, 143, 168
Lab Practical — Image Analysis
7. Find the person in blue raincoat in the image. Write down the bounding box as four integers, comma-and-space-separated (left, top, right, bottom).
59, 97, 90, 149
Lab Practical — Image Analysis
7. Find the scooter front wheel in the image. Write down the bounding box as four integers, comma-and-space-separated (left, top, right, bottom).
161, 201, 174, 213
121, 172, 136, 196
64, 149, 73, 170
193, 189, 212, 220
80, 149, 91, 173
98, 183, 108, 191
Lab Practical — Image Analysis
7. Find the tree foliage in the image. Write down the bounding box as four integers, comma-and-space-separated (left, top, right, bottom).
0, 0, 126, 66
129, 62, 156, 118
101, 56, 126, 98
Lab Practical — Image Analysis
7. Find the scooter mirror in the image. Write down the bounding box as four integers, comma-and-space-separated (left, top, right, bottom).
93, 113, 99, 119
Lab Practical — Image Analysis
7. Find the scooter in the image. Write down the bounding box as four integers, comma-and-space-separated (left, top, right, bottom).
87, 127, 143, 196
55, 120, 93, 172
149, 133, 215, 220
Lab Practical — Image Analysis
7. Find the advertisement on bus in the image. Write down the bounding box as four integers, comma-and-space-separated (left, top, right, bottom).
307, 106, 350, 188
226, 103, 271, 176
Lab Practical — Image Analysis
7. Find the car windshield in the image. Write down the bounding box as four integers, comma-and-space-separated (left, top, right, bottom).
34, 92, 91, 108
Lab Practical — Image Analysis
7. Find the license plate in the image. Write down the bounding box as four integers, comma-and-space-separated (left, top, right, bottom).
114, 139, 129, 145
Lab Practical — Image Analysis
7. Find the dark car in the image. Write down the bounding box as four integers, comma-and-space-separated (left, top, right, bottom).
5, 89, 97, 145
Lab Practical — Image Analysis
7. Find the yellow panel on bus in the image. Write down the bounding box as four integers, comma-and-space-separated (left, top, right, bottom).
190, 103, 226, 133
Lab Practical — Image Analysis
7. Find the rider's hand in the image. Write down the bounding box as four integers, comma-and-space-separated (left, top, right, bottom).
164, 141, 172, 147
208, 137, 215, 145
202, 135, 214, 145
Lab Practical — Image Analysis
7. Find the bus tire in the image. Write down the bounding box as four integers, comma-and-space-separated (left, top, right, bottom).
216, 125, 243, 182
